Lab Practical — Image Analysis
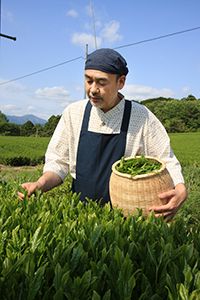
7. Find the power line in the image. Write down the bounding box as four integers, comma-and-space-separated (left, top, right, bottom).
0, 26, 200, 86
0, 56, 84, 86
90, 0, 97, 50
113, 26, 200, 50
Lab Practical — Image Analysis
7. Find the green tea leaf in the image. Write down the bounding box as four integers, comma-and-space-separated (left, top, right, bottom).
184, 268, 193, 290
102, 289, 111, 300
70, 245, 83, 273
92, 290, 101, 300
28, 265, 46, 300
4, 254, 27, 279
30, 225, 45, 253
91, 224, 102, 246
53, 289, 64, 300
147, 243, 157, 267
178, 283, 188, 300
53, 263, 62, 292
0, 230, 7, 254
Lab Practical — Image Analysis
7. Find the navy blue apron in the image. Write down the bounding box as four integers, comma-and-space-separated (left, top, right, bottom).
72, 99, 131, 206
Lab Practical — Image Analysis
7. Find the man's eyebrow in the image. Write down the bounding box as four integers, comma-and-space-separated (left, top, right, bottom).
84, 74, 108, 82
84, 74, 92, 79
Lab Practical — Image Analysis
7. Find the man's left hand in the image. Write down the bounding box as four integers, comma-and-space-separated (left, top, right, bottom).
149, 183, 187, 221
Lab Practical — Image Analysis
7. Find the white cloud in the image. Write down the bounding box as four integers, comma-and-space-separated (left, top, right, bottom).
122, 85, 176, 101
27, 106, 35, 111
71, 19, 122, 49
84, 23, 91, 30
101, 20, 123, 44
35, 86, 73, 102
76, 86, 82, 92
85, 5, 91, 16
0, 79, 27, 96
71, 32, 102, 49
2, 10, 14, 22
59, 101, 71, 108
66, 9, 78, 18
2, 103, 18, 111
0, 79, 80, 119
95, 21, 102, 28
181, 86, 189, 93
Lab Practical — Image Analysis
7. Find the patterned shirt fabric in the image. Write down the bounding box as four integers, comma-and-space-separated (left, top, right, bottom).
44, 94, 184, 186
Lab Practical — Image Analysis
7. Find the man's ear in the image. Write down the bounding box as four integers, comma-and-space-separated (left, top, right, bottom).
118, 75, 126, 90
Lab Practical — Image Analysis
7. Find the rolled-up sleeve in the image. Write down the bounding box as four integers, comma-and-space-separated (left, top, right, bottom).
43, 111, 70, 182
144, 109, 185, 186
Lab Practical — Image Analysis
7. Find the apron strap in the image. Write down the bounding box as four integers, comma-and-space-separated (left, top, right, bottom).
81, 101, 92, 130
121, 100, 131, 132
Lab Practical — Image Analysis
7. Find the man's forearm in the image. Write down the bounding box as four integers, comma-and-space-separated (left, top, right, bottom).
36, 171, 63, 193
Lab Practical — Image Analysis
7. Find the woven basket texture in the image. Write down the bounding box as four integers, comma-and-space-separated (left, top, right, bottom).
109, 156, 174, 217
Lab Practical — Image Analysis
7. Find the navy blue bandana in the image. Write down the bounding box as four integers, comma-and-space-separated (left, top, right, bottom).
85, 48, 129, 76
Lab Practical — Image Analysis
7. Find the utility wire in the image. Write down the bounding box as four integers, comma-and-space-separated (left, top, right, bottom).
0, 56, 84, 86
0, 26, 200, 86
90, 0, 97, 50
114, 26, 200, 50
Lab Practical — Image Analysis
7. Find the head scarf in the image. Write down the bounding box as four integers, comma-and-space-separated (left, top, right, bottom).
85, 48, 129, 76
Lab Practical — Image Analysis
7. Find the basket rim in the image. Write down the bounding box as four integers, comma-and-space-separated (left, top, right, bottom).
111, 156, 166, 180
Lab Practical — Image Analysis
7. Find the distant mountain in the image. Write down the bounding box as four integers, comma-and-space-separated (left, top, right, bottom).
6, 114, 47, 125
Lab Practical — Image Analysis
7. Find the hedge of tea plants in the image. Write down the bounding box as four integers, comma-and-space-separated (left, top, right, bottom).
0, 177, 200, 299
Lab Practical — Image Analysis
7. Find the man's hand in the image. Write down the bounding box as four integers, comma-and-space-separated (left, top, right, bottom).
17, 171, 63, 200
17, 182, 42, 200
149, 183, 187, 221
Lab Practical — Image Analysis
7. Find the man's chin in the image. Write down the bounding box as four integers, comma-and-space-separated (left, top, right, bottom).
89, 99, 104, 108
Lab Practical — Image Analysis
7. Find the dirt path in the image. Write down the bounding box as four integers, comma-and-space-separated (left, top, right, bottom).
0, 164, 37, 171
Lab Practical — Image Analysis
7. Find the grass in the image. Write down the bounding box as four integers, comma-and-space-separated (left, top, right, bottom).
169, 132, 200, 166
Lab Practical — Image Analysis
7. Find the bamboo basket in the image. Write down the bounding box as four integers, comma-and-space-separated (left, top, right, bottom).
109, 156, 174, 217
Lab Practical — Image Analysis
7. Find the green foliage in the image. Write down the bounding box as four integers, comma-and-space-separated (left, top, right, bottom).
174, 164, 200, 225
0, 111, 8, 122
42, 115, 61, 137
0, 112, 61, 137
0, 136, 50, 166
21, 120, 35, 136
169, 132, 200, 166
116, 154, 161, 176
0, 177, 200, 299
140, 95, 200, 133
0, 131, 199, 298
1, 132, 199, 167
0, 121, 20, 136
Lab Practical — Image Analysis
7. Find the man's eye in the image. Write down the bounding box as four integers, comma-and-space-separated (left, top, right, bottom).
99, 81, 106, 86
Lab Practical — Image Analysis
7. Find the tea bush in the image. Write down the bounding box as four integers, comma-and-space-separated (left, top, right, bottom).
0, 177, 199, 299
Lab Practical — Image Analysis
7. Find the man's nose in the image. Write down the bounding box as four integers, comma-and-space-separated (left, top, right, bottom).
90, 82, 99, 94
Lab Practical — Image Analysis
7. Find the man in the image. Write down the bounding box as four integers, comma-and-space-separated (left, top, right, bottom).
18, 48, 187, 220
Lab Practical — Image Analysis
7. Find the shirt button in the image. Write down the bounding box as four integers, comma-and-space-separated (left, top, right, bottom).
101, 122, 105, 126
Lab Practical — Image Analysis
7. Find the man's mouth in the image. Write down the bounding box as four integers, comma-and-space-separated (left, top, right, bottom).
89, 94, 103, 101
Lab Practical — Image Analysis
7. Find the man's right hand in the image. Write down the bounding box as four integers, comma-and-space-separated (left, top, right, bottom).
17, 182, 41, 200
17, 171, 63, 200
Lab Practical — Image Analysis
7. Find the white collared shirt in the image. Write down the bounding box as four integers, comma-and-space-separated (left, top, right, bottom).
44, 94, 184, 186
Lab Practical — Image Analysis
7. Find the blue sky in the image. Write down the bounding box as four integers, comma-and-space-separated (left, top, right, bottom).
0, 0, 200, 120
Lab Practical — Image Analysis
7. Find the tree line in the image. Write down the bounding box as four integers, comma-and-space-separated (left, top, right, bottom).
139, 94, 200, 133
0, 94, 199, 137
0, 114, 61, 137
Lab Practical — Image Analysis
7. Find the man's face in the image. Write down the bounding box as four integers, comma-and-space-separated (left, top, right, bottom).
84, 69, 126, 112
